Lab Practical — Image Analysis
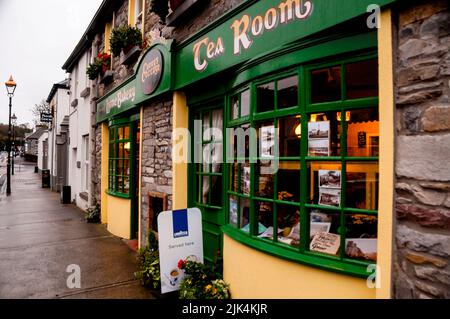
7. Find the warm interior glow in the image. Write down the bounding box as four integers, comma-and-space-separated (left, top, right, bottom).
295, 124, 302, 137
337, 111, 351, 122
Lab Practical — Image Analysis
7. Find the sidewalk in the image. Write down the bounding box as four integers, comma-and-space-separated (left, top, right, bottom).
0, 164, 154, 299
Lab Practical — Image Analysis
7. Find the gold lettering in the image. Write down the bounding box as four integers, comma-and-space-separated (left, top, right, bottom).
230, 14, 252, 55
264, 8, 278, 30
193, 38, 209, 71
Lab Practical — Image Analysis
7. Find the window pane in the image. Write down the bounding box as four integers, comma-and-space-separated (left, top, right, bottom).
308, 112, 341, 157
345, 60, 378, 99
279, 116, 301, 157
123, 159, 130, 177
211, 109, 223, 142
278, 161, 300, 203
346, 162, 379, 210
229, 196, 239, 227
309, 210, 341, 256
241, 90, 251, 117
257, 82, 275, 113
277, 204, 300, 247
211, 176, 223, 207
307, 162, 342, 207
239, 198, 251, 233
257, 121, 276, 159
311, 66, 341, 103
240, 163, 251, 196
202, 176, 210, 204
232, 124, 252, 159
346, 108, 379, 157
118, 127, 124, 140
231, 95, 239, 120
278, 76, 298, 109
345, 214, 378, 262
230, 163, 238, 193
203, 113, 211, 141
123, 177, 130, 195
256, 161, 274, 199
256, 201, 274, 237
123, 126, 130, 140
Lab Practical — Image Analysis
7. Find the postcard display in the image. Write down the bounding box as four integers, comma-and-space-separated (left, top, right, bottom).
306, 121, 377, 261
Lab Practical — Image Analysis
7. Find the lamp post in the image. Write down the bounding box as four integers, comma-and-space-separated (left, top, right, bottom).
11, 113, 17, 176
5, 76, 17, 196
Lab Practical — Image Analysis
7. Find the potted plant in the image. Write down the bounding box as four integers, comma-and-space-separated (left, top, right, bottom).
134, 231, 161, 292
110, 24, 143, 65
85, 203, 101, 223
86, 52, 111, 81
177, 259, 231, 299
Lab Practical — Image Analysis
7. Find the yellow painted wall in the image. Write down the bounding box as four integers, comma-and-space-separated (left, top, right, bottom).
107, 195, 132, 239
223, 235, 375, 299
172, 91, 189, 210
101, 123, 109, 224
128, 0, 136, 26
376, 8, 395, 299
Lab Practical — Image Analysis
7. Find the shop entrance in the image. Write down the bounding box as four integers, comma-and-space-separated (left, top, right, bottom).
190, 104, 226, 265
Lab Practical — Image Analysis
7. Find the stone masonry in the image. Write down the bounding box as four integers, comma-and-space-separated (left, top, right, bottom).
140, 97, 173, 247
394, 0, 450, 299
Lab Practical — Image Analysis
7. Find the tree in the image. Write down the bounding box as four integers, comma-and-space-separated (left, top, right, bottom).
30, 99, 51, 127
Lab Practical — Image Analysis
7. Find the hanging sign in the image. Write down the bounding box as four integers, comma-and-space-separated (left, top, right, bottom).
40, 113, 53, 123
158, 208, 203, 294
140, 48, 164, 95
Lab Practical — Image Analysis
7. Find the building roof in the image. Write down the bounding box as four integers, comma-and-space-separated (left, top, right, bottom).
62, 0, 121, 72
46, 79, 70, 103
25, 127, 47, 141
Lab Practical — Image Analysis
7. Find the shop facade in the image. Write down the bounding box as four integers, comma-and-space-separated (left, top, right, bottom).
85, 0, 449, 298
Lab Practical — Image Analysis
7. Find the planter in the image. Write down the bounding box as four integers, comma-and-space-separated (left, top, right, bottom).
120, 45, 142, 66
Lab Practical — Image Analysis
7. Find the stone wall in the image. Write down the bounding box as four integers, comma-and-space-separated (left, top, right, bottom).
140, 97, 173, 246
394, 0, 450, 299
161, 0, 245, 43
92, 125, 103, 206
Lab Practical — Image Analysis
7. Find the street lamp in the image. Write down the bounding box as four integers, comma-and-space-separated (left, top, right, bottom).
11, 113, 17, 176
5, 76, 17, 196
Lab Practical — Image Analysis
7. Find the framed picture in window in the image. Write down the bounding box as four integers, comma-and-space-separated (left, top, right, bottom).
308, 121, 331, 156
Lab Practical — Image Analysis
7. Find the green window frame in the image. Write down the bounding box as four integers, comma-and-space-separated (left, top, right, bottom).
193, 108, 225, 210
108, 121, 133, 198
224, 52, 380, 277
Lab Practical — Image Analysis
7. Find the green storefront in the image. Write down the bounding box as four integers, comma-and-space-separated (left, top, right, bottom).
98, 0, 397, 298
172, 0, 396, 298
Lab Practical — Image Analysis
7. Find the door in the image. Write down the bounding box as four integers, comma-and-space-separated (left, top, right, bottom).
130, 120, 141, 239
190, 104, 226, 265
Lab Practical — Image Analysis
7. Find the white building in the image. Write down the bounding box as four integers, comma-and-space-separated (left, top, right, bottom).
37, 130, 49, 172
63, 30, 98, 211
46, 80, 70, 192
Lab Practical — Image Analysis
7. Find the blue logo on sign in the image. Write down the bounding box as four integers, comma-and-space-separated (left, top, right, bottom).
173, 209, 189, 238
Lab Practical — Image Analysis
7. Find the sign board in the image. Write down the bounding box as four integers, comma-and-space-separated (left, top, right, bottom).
158, 208, 203, 294
140, 49, 164, 95
358, 132, 367, 148
174, 0, 397, 89
96, 42, 173, 123
40, 112, 53, 123
310, 232, 340, 255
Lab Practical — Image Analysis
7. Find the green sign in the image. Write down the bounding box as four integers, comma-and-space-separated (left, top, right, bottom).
174, 0, 395, 88
97, 41, 173, 123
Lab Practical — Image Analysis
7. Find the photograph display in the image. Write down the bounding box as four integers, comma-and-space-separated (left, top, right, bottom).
308, 121, 330, 156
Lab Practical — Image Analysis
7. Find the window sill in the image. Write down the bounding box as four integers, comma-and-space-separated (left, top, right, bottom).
106, 190, 131, 200
221, 225, 371, 278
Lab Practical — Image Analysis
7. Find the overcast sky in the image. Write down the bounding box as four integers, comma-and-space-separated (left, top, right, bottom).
0, 0, 103, 127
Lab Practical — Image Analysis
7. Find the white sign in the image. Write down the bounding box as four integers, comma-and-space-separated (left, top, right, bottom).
158, 208, 203, 294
